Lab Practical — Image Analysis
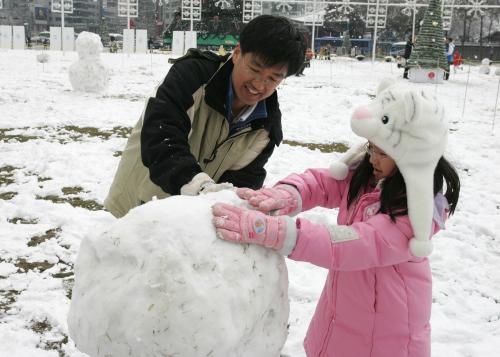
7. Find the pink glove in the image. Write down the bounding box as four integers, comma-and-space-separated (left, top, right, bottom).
212, 203, 293, 251
236, 185, 301, 216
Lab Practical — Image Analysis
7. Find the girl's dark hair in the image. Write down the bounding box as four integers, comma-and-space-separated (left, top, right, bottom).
347, 154, 460, 221
239, 15, 307, 76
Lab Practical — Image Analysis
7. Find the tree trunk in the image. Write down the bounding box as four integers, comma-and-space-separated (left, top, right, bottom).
480, 15, 484, 59
487, 17, 493, 43
462, 10, 467, 45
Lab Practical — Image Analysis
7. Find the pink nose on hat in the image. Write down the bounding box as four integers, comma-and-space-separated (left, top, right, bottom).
352, 106, 372, 120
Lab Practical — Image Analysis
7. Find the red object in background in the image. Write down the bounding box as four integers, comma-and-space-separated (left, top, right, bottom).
453, 51, 463, 66
129, 19, 136, 29
428, 71, 436, 79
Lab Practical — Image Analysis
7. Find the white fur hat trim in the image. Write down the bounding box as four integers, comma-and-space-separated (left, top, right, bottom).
329, 142, 367, 180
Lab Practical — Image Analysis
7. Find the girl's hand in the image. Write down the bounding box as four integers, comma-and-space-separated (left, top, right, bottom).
212, 203, 291, 250
236, 185, 301, 216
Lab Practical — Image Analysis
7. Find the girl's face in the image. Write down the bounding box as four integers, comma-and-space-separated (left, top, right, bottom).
367, 143, 397, 181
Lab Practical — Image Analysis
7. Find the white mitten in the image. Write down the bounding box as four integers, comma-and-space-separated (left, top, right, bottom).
200, 181, 234, 194
180, 172, 233, 196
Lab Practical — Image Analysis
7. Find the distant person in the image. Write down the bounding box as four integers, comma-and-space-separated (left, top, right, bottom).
446, 37, 455, 64
402, 37, 413, 79
295, 47, 314, 76
148, 37, 153, 52
104, 15, 307, 218
217, 44, 227, 56
452, 50, 463, 73
444, 37, 454, 80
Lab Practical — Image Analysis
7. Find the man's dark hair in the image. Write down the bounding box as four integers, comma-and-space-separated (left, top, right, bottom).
239, 15, 307, 77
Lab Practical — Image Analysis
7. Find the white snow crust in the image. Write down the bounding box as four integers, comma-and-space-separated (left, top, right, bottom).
67, 191, 289, 357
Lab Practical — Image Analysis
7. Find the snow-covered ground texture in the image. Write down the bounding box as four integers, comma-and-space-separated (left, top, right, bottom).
0, 49, 499, 357
68, 191, 289, 357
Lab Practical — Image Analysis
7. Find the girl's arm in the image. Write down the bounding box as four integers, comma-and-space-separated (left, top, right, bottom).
288, 214, 439, 270
278, 168, 350, 212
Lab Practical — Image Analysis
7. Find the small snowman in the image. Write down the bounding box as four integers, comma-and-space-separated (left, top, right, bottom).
479, 58, 491, 75
69, 32, 109, 92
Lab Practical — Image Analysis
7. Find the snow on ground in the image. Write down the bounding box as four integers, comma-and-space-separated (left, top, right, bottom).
0, 48, 499, 356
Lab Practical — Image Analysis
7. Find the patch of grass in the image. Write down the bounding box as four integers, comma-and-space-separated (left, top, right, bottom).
52, 271, 74, 279
110, 126, 132, 138
30, 320, 70, 357
0, 289, 20, 314
37, 176, 52, 182
28, 227, 61, 247
0, 191, 17, 200
44, 334, 69, 356
15, 258, 55, 273
62, 125, 131, 140
36, 194, 103, 211
8, 217, 39, 224
61, 186, 84, 195
31, 320, 52, 334
0, 165, 18, 185
63, 278, 74, 300
0, 128, 41, 143
283, 140, 349, 153
62, 125, 112, 140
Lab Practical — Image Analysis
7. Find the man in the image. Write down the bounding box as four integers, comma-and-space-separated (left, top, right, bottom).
104, 15, 307, 218
446, 37, 455, 64
402, 37, 413, 79
444, 37, 454, 80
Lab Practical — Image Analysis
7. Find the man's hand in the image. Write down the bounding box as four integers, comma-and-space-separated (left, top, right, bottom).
200, 181, 234, 194
180, 172, 233, 195
236, 185, 301, 216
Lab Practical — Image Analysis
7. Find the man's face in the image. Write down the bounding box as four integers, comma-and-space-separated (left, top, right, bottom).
231, 44, 288, 107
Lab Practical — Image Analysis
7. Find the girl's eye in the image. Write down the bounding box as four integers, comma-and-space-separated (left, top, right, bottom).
381, 115, 389, 124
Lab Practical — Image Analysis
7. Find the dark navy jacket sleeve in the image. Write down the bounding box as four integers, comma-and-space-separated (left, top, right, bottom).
140, 57, 220, 195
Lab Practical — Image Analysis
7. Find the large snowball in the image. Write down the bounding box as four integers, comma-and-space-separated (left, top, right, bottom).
69, 31, 109, 92
68, 191, 290, 357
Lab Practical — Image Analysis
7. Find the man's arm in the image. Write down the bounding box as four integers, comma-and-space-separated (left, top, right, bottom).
217, 139, 276, 189
141, 58, 220, 195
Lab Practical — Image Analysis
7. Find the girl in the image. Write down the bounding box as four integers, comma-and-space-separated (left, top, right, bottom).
211, 83, 460, 357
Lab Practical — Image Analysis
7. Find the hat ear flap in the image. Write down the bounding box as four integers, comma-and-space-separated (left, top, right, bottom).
376, 78, 396, 96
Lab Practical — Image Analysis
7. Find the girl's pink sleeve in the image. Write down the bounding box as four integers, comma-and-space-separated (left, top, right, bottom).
278, 168, 349, 212
288, 214, 435, 270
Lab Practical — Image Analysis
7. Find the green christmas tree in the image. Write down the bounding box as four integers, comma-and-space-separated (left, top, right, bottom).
407, 0, 448, 71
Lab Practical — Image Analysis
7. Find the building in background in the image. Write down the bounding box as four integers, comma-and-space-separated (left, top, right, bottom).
0, 0, 99, 36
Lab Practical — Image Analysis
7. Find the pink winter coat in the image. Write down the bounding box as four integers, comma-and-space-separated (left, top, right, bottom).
280, 168, 448, 357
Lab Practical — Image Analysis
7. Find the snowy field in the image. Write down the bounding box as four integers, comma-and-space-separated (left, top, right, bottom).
0, 48, 499, 357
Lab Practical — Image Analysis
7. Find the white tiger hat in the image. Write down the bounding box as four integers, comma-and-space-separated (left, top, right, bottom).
331, 78, 448, 257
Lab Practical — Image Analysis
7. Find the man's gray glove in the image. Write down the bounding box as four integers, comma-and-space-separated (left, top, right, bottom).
180, 172, 234, 196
